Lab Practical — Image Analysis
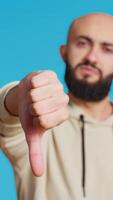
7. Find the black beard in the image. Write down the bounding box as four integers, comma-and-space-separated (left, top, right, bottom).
65, 62, 113, 102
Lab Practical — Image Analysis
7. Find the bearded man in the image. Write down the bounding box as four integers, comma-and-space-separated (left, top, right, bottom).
1, 12, 113, 200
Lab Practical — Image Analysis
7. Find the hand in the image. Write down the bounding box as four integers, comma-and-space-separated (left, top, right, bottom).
18, 70, 69, 176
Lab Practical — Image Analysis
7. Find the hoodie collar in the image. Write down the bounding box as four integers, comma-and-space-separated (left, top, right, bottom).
68, 99, 113, 127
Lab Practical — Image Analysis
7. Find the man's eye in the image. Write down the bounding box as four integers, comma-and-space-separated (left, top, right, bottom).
103, 47, 113, 54
76, 41, 88, 47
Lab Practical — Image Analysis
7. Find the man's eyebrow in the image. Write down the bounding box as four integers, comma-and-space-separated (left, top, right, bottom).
75, 35, 92, 43
103, 42, 113, 47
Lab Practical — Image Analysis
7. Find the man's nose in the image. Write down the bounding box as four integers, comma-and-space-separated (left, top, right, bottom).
85, 46, 99, 64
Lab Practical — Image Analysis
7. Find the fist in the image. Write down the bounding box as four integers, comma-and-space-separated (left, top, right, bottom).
18, 70, 69, 176
28, 70, 69, 130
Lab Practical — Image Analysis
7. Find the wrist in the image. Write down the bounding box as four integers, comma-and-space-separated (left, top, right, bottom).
4, 85, 19, 117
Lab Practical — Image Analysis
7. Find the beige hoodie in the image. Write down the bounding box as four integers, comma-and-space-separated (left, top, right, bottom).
0, 82, 113, 200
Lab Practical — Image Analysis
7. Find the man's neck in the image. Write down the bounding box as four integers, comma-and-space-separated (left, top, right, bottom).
69, 92, 113, 121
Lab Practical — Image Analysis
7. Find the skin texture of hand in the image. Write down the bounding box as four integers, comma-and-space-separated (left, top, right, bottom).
18, 70, 69, 176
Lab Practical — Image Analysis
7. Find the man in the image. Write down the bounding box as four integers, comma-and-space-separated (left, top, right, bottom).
0, 12, 113, 200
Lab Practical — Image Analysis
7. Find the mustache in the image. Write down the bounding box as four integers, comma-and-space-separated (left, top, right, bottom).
75, 60, 101, 73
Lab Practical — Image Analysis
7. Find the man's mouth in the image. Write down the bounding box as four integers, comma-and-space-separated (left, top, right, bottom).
79, 65, 99, 75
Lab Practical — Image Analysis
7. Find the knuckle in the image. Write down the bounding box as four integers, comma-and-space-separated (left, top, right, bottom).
26, 71, 38, 82
30, 78, 37, 88
30, 103, 39, 115
33, 102, 44, 115
47, 70, 57, 78
29, 89, 40, 102
30, 103, 36, 115
37, 103, 45, 115
29, 89, 35, 102
39, 116, 50, 129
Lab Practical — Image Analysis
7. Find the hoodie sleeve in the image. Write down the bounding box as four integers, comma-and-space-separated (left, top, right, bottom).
0, 82, 29, 169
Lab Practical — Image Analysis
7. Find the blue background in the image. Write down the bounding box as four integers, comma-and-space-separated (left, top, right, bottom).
1, 0, 113, 199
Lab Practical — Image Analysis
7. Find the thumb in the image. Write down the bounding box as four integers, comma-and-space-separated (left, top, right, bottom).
28, 134, 44, 177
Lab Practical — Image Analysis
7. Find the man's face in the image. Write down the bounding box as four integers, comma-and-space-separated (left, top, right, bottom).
61, 14, 113, 101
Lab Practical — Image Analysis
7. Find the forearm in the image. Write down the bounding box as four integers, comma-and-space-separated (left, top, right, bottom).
4, 85, 19, 116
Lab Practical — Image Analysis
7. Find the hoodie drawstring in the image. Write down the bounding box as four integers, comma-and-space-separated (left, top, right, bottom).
80, 115, 86, 198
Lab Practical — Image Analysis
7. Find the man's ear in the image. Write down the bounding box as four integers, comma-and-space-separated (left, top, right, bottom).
59, 45, 67, 62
